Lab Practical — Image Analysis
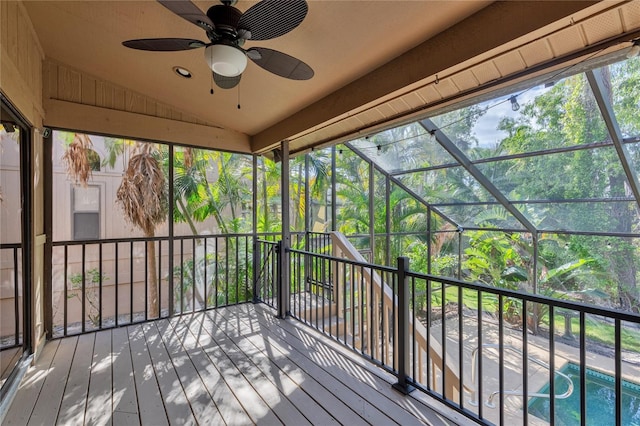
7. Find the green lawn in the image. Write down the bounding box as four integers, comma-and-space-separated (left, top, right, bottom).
411, 283, 640, 352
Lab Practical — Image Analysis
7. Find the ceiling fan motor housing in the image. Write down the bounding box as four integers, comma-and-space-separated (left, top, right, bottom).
207, 5, 242, 38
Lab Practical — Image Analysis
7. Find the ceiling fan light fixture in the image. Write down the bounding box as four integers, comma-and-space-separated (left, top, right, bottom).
205, 44, 247, 77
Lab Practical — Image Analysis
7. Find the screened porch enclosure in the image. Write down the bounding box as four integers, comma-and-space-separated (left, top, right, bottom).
2, 47, 637, 426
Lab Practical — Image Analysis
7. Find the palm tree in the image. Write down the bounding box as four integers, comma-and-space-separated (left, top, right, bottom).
289, 152, 330, 231
172, 147, 219, 233
257, 156, 282, 234
172, 149, 252, 234
116, 142, 167, 317
213, 151, 252, 232
62, 132, 94, 186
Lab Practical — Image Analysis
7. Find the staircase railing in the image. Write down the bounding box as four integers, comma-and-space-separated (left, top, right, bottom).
328, 232, 466, 400
285, 232, 464, 399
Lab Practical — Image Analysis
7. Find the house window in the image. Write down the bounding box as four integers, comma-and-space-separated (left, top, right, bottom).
72, 185, 100, 240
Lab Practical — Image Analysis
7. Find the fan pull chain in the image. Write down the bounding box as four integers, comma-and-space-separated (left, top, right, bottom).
237, 84, 241, 109
210, 72, 214, 95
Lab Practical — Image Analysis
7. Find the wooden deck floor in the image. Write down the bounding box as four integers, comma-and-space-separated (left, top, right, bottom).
1, 347, 22, 389
3, 303, 461, 425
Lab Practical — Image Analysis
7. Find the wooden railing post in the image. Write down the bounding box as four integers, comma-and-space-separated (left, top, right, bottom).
393, 256, 415, 395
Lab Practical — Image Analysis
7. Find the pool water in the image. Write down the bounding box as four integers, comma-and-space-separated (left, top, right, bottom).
528, 363, 640, 425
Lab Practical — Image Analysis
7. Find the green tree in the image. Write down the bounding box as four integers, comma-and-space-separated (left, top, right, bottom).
493, 66, 639, 311
171, 148, 252, 234
257, 156, 281, 234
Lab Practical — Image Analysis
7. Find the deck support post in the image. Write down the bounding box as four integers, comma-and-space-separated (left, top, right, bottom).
278, 140, 291, 319
168, 145, 174, 316
252, 154, 259, 304
393, 256, 415, 395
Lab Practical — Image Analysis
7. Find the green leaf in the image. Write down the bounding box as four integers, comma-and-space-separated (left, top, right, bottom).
501, 266, 528, 282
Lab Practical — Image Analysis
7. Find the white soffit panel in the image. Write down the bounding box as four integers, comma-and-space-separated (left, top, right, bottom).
388, 98, 411, 116
432, 78, 459, 99
519, 39, 555, 68
492, 50, 528, 78
547, 25, 586, 57
471, 62, 502, 86
582, 8, 624, 44
451, 71, 480, 93
378, 103, 399, 119
416, 85, 442, 104
620, 2, 640, 30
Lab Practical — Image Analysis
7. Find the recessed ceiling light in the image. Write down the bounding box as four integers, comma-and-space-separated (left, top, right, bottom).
173, 66, 192, 78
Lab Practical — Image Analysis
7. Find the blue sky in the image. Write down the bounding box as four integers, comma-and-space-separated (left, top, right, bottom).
471, 85, 547, 148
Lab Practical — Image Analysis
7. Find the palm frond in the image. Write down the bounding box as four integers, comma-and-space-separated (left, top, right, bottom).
116, 143, 167, 235
62, 133, 94, 187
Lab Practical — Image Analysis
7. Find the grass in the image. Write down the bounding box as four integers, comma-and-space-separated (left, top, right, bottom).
411, 282, 640, 353
563, 314, 640, 349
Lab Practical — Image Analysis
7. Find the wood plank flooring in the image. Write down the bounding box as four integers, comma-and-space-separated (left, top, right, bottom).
3, 304, 461, 425
1, 347, 22, 387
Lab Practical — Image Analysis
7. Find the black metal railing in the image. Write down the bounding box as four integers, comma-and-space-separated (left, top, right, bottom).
404, 268, 640, 425
276, 245, 640, 426
254, 232, 331, 312
254, 239, 279, 309
48, 228, 640, 424
172, 234, 252, 314
48, 231, 329, 339
0, 243, 22, 349
304, 231, 332, 254
49, 233, 254, 338
288, 247, 399, 374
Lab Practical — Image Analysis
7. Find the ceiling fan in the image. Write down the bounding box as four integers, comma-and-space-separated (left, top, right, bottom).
123, 0, 314, 90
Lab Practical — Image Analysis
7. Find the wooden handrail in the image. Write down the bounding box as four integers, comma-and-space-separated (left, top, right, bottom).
329, 231, 468, 401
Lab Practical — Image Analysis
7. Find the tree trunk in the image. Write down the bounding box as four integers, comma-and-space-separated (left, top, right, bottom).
146, 233, 159, 318
261, 160, 270, 231
177, 197, 199, 235
295, 162, 304, 230
613, 247, 638, 311
220, 155, 237, 221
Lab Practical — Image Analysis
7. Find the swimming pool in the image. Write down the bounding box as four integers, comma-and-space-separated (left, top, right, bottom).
528, 363, 640, 425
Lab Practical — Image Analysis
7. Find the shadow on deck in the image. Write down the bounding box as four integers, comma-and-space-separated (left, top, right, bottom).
4, 303, 463, 425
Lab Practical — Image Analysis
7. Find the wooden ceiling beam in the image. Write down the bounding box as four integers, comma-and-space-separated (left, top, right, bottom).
44, 99, 250, 152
